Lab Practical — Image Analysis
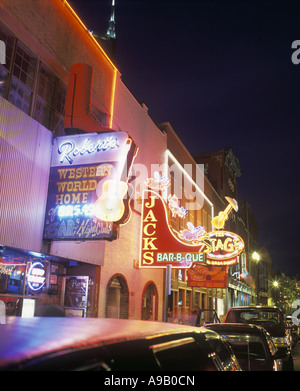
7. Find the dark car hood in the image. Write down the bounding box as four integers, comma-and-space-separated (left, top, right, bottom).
248, 321, 285, 337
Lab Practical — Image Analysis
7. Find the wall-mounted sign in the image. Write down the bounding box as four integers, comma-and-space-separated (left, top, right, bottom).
43, 132, 137, 240
63, 276, 89, 310
27, 262, 46, 291
139, 188, 244, 269
202, 231, 244, 265
139, 190, 206, 268
240, 251, 248, 279
187, 264, 228, 288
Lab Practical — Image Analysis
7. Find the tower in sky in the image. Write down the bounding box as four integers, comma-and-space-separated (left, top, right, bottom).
90, 0, 117, 61
106, 0, 116, 39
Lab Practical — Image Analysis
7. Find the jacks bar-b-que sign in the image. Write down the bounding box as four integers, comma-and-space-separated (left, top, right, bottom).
43, 132, 137, 240
139, 188, 244, 269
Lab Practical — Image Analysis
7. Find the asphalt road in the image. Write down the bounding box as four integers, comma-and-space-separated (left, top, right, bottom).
292, 341, 300, 371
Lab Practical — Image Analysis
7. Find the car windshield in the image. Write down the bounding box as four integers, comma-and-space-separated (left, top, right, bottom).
227, 309, 283, 327
221, 334, 267, 361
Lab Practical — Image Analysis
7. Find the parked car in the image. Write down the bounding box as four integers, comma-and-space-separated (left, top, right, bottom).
223, 306, 294, 370
204, 323, 284, 371
0, 317, 241, 371
286, 315, 299, 349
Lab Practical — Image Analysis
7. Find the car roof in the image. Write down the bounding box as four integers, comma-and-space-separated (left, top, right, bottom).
0, 317, 210, 369
205, 323, 268, 335
227, 306, 281, 311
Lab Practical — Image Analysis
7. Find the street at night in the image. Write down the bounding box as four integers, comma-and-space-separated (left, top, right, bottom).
0, 0, 300, 376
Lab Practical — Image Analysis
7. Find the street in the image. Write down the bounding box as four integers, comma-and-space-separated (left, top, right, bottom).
292, 342, 300, 371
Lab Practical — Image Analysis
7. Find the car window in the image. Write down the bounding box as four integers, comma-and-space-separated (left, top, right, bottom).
151, 337, 217, 371
205, 336, 240, 371
227, 309, 283, 326
221, 334, 267, 360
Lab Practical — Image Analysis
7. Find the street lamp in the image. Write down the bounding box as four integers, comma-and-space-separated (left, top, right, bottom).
252, 251, 260, 262
252, 252, 260, 304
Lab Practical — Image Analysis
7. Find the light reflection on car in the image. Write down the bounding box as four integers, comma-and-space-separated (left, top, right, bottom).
0, 317, 241, 371
204, 323, 284, 371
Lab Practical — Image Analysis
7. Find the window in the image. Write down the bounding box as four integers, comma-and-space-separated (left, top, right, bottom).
8, 42, 37, 115
34, 64, 66, 133
222, 334, 268, 361
0, 22, 66, 133
151, 337, 211, 371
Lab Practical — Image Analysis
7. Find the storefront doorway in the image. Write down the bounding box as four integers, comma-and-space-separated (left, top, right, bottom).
0, 246, 98, 318
105, 275, 129, 319
141, 282, 158, 321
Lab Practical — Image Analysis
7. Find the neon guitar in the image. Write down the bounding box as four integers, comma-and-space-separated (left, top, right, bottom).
211, 196, 238, 229
94, 138, 132, 222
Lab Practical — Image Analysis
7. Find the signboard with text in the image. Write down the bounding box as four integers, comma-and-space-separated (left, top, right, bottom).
139, 190, 244, 269
43, 132, 136, 240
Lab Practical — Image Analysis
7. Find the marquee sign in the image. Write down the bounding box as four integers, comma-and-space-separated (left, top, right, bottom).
139, 186, 244, 269
44, 131, 137, 240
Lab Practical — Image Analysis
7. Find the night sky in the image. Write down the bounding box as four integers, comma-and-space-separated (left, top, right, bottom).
68, 0, 300, 277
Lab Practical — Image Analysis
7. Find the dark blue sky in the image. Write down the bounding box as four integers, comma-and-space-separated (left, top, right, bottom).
69, 0, 300, 277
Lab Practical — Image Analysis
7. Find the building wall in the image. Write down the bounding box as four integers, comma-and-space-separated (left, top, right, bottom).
1, 0, 116, 123
0, 97, 52, 252
0, 0, 167, 320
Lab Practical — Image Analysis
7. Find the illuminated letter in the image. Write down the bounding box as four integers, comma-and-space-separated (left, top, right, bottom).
210, 238, 217, 252
224, 237, 234, 252
234, 238, 241, 251
57, 169, 69, 180
56, 194, 64, 205
145, 195, 156, 209
143, 210, 157, 222
58, 141, 75, 164
143, 237, 158, 250
57, 182, 67, 193
143, 223, 156, 236
200, 236, 211, 253
143, 252, 154, 265
215, 239, 224, 252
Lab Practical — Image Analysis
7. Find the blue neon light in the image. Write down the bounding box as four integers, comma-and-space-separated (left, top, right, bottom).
57, 203, 94, 218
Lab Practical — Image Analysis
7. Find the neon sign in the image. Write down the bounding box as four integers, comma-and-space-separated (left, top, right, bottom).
57, 203, 94, 218
27, 262, 46, 291
58, 136, 120, 164
139, 188, 244, 268
44, 132, 138, 240
201, 231, 244, 264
